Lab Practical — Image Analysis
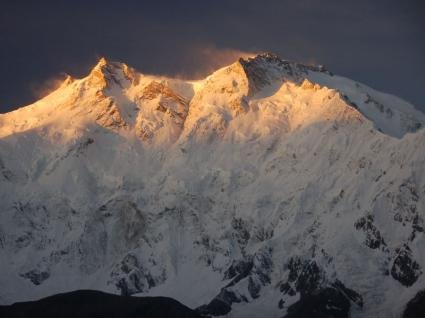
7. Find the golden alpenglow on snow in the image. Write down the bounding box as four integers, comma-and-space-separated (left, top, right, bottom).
1, 1, 425, 317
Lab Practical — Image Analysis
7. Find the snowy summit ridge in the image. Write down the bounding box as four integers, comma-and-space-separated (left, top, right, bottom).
0, 53, 425, 318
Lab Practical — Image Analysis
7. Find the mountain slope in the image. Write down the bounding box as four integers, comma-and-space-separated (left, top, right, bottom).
0, 53, 424, 318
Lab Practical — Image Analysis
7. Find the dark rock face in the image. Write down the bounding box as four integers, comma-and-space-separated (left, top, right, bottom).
279, 258, 363, 317
224, 258, 254, 281
340, 93, 358, 109
281, 258, 324, 296
74, 137, 94, 156
403, 290, 425, 318
283, 287, 351, 318
391, 245, 422, 287
239, 53, 331, 96
331, 280, 363, 308
354, 214, 386, 250
112, 254, 157, 296
393, 181, 424, 241
197, 290, 240, 316
20, 269, 50, 286
0, 290, 201, 318
364, 94, 392, 117
231, 217, 251, 247
198, 248, 273, 316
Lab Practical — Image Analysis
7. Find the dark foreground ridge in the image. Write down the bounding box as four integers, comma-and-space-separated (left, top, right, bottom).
403, 289, 425, 318
0, 290, 201, 318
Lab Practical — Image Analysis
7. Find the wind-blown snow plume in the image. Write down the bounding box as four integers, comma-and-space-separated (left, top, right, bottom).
29, 73, 70, 100
174, 44, 258, 79
0, 53, 424, 318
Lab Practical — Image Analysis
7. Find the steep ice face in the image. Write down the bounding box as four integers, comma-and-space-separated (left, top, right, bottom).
237, 53, 425, 138
306, 70, 425, 138
0, 54, 424, 318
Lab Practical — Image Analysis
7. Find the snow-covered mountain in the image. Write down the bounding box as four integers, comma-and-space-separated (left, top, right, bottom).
0, 53, 424, 317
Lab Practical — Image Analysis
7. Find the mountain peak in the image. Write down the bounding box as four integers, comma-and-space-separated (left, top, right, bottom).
62, 74, 75, 87
240, 52, 328, 73
1, 54, 423, 141
87, 57, 136, 89
241, 52, 283, 64
96, 56, 108, 67
235, 52, 332, 96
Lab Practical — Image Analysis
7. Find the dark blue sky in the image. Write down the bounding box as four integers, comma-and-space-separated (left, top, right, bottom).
1, 0, 424, 113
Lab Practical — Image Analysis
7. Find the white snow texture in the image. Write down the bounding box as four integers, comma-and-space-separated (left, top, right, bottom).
0, 53, 424, 317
